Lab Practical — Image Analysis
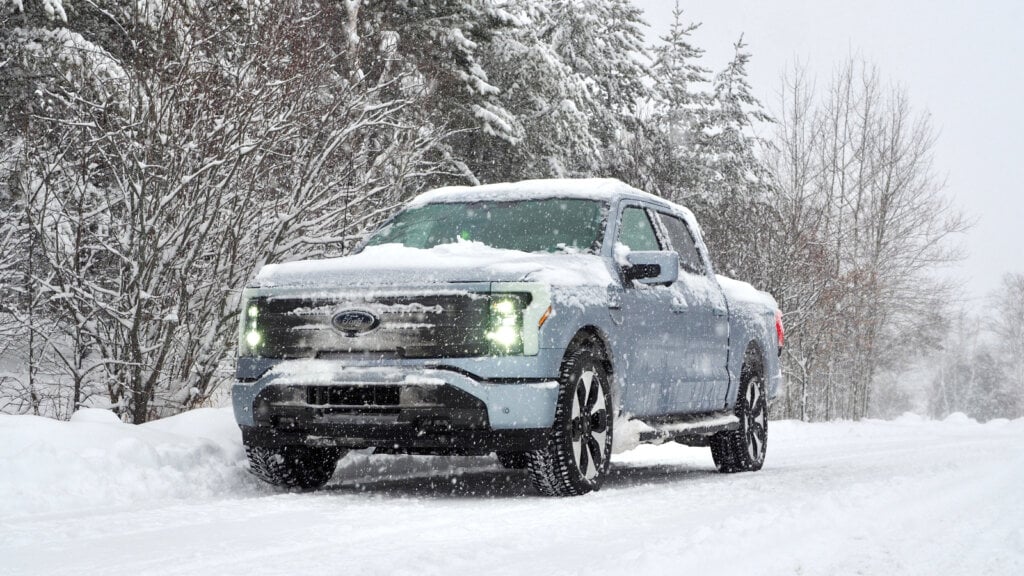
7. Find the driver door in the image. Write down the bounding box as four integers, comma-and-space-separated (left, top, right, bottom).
611, 203, 679, 417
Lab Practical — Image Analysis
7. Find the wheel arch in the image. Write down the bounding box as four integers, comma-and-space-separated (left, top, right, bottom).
742, 339, 767, 380
565, 325, 617, 407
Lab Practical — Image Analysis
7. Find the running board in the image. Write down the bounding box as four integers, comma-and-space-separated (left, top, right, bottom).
638, 412, 740, 446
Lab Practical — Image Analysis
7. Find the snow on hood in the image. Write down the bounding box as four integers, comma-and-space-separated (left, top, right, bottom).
253, 241, 614, 288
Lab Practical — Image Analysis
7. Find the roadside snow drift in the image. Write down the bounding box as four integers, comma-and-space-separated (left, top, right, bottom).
1, 409, 1022, 576
0, 408, 253, 516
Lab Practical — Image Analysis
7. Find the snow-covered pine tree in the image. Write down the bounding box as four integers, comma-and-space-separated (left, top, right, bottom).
445, 0, 652, 183
339, 0, 520, 186
701, 36, 772, 195
538, 0, 649, 178
642, 2, 711, 200
463, 1, 594, 181
692, 35, 775, 281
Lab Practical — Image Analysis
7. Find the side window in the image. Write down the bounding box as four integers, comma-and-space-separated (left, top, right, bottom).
658, 213, 704, 274
617, 207, 661, 251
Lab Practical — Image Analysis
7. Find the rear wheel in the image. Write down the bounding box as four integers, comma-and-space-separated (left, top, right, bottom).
711, 357, 768, 473
527, 341, 614, 496
245, 444, 344, 490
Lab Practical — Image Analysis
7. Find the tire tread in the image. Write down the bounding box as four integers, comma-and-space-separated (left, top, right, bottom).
245, 445, 343, 490
711, 359, 767, 474
526, 341, 612, 497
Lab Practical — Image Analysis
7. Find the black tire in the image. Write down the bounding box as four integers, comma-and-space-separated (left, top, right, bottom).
496, 451, 530, 469
245, 444, 344, 490
711, 356, 768, 473
527, 340, 614, 496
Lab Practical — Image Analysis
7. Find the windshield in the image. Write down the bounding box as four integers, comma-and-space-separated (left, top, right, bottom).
364, 198, 607, 253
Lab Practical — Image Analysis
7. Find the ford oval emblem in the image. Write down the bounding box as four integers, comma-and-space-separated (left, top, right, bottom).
331, 310, 380, 336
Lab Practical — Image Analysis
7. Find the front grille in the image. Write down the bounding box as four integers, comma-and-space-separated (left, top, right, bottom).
306, 385, 400, 407
250, 293, 494, 359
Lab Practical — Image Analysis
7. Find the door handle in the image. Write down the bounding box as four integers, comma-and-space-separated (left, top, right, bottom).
713, 307, 727, 317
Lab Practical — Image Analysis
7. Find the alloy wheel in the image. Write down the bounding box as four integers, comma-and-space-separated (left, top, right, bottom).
570, 369, 610, 481
743, 376, 768, 463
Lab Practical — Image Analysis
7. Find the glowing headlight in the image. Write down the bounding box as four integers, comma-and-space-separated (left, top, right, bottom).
486, 296, 524, 353
240, 299, 263, 356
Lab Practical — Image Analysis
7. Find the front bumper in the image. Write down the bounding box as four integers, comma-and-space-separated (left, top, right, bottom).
240, 424, 550, 454
232, 361, 560, 454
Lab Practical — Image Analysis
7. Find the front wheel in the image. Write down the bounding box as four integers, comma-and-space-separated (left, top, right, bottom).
245, 444, 344, 490
711, 360, 768, 473
527, 343, 614, 496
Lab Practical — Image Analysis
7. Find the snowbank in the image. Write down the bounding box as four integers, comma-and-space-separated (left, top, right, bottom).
3, 409, 1022, 576
0, 408, 255, 517
2, 409, 1022, 519
0, 408, 499, 518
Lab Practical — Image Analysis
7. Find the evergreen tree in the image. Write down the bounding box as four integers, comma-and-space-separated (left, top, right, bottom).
454, 0, 652, 183
693, 35, 775, 279
644, 2, 711, 200
467, 1, 598, 181
344, 0, 520, 184
701, 35, 773, 200
543, 0, 649, 175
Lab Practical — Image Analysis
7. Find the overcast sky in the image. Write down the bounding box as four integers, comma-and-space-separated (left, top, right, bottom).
635, 0, 1023, 304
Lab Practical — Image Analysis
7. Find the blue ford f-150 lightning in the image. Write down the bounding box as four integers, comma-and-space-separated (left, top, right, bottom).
233, 178, 784, 496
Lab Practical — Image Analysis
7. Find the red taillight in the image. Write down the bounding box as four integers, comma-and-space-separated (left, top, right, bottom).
774, 309, 785, 352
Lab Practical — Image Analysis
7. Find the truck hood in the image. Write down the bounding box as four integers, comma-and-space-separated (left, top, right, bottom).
252, 242, 614, 289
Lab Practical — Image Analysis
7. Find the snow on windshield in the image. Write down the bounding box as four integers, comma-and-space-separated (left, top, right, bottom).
365, 198, 607, 254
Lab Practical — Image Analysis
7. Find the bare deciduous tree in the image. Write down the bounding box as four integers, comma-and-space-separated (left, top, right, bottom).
1, 0, 457, 422
764, 58, 968, 421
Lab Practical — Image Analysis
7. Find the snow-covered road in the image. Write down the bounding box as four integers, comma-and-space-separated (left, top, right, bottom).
2, 410, 1022, 576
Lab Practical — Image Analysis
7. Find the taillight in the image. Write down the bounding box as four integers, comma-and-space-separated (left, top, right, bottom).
774, 309, 785, 355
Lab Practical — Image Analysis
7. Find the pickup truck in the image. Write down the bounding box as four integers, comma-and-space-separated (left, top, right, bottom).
232, 178, 784, 496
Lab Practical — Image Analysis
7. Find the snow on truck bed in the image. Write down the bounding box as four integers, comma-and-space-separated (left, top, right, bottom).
717, 274, 778, 309
2, 409, 1022, 575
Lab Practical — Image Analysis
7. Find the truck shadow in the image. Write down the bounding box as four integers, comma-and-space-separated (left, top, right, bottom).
324, 458, 718, 499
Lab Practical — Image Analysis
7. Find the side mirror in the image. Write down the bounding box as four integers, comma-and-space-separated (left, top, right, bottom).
622, 251, 679, 285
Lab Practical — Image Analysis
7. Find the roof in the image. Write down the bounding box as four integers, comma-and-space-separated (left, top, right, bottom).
408, 178, 673, 209
405, 177, 705, 251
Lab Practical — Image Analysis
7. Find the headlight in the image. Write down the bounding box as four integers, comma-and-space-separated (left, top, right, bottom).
486, 283, 552, 356
239, 299, 263, 356
486, 294, 528, 354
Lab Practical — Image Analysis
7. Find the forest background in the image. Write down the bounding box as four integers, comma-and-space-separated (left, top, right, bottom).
1, 0, 1020, 424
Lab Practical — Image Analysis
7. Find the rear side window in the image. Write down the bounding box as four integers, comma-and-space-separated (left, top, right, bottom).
617, 207, 661, 251
658, 213, 704, 274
